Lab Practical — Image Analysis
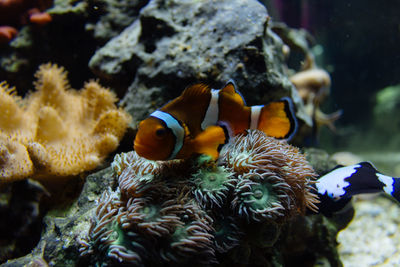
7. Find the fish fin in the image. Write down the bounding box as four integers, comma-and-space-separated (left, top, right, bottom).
257, 97, 298, 140
192, 125, 228, 160
358, 161, 377, 170
221, 80, 246, 106
181, 83, 211, 100
392, 177, 400, 202
314, 190, 352, 217
217, 121, 234, 140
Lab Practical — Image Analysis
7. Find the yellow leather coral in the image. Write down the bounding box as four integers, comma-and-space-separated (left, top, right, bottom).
0, 63, 131, 183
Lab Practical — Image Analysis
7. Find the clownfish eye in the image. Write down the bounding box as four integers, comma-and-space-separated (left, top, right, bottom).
155, 128, 167, 138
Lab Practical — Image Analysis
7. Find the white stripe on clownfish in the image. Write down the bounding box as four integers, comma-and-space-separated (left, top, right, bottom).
150, 110, 184, 160
250, 105, 263, 130
201, 89, 220, 130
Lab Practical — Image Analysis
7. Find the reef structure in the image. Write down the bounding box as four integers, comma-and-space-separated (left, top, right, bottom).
79, 130, 319, 265
0, 63, 131, 183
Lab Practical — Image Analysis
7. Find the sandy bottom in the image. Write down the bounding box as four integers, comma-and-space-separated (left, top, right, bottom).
337, 196, 400, 266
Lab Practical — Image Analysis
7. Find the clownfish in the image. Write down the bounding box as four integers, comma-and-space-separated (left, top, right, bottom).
134, 80, 298, 161
314, 162, 400, 216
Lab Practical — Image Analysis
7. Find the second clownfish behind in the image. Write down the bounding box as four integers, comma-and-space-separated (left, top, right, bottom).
134, 81, 298, 161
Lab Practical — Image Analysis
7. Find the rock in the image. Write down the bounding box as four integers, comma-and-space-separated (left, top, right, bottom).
84, 0, 149, 42
330, 151, 363, 166
0, 180, 49, 263
1, 167, 116, 266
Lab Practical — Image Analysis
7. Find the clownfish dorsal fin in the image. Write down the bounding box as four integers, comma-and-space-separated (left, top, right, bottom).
220, 80, 246, 106
181, 83, 211, 100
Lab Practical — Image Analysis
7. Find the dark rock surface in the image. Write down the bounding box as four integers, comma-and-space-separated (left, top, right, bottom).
1, 167, 115, 267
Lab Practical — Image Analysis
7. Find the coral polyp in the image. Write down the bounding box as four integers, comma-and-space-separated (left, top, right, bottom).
212, 214, 243, 253
191, 165, 236, 209
220, 130, 319, 214
232, 172, 291, 221
118, 197, 182, 237
79, 191, 119, 259
80, 130, 320, 265
160, 201, 216, 264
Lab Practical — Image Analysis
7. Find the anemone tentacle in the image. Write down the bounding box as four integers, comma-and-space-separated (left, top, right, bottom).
191, 165, 236, 209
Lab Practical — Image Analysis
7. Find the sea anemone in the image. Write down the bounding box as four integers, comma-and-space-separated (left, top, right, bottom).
79, 190, 119, 259
232, 172, 291, 221
81, 152, 218, 265
159, 200, 216, 264
113, 151, 160, 199
80, 130, 320, 265
212, 214, 243, 253
220, 130, 319, 216
117, 196, 182, 237
191, 165, 236, 209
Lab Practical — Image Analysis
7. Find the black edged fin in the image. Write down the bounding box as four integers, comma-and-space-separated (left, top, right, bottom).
216, 121, 232, 149
279, 97, 298, 141
222, 79, 246, 106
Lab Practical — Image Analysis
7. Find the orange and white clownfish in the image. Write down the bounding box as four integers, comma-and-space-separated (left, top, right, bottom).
134, 80, 298, 161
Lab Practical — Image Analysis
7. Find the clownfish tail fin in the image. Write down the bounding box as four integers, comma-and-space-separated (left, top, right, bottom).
192, 125, 229, 160
250, 97, 298, 141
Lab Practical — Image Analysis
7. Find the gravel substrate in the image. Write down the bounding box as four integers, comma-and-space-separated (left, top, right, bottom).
338, 196, 400, 266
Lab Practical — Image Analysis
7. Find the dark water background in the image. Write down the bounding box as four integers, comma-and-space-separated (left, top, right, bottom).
265, 0, 400, 156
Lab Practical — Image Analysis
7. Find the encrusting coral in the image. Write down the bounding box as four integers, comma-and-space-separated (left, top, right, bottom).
0, 63, 131, 183
79, 130, 319, 266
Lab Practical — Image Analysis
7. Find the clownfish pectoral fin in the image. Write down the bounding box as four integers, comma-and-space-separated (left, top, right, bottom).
192, 125, 228, 160
221, 80, 246, 106
255, 97, 298, 140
